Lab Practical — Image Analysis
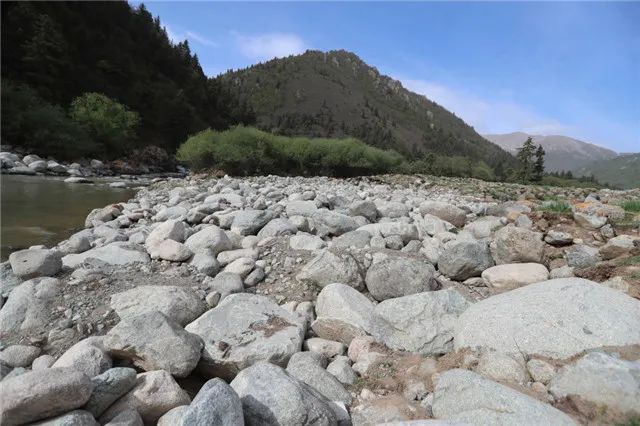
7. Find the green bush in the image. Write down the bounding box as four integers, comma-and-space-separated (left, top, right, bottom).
176, 126, 403, 177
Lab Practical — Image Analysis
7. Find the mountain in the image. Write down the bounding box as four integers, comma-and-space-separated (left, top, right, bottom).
575, 153, 640, 189
214, 50, 516, 169
483, 132, 617, 172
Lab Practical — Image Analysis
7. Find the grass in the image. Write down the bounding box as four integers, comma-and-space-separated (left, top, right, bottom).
620, 200, 640, 213
538, 201, 572, 214
618, 256, 640, 266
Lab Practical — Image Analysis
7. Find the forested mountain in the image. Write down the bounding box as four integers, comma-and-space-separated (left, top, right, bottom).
1, 1, 252, 158
484, 132, 617, 172
214, 50, 516, 169
575, 154, 640, 189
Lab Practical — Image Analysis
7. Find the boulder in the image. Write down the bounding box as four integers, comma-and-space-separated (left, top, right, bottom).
84, 367, 138, 417
463, 216, 504, 239
189, 250, 220, 276
454, 278, 640, 359
438, 240, 493, 281
257, 218, 297, 239
0, 368, 94, 425
231, 210, 274, 236
286, 351, 352, 405
566, 244, 600, 269
290, 233, 326, 251
217, 248, 259, 266
153, 206, 188, 221
0, 261, 22, 297
28, 160, 48, 172
432, 369, 575, 425
85, 206, 121, 227
599, 235, 637, 260
31, 410, 98, 426
481, 263, 549, 291
0, 344, 41, 368
544, 230, 574, 246
419, 201, 466, 228
332, 230, 372, 249
475, 350, 530, 384
150, 239, 193, 262
230, 362, 337, 426
9, 248, 62, 279
204, 272, 244, 300
111, 286, 207, 326
183, 225, 233, 255
181, 378, 244, 426
490, 225, 544, 264
0, 277, 59, 334
304, 338, 346, 358
350, 396, 427, 426
144, 220, 188, 250
157, 406, 187, 426
376, 200, 409, 218
312, 210, 359, 237
372, 289, 470, 355
104, 311, 203, 377
52, 337, 112, 377
349, 200, 378, 221
326, 356, 357, 385
104, 409, 143, 426
365, 254, 437, 301
185, 293, 305, 380
99, 370, 190, 425
296, 249, 364, 290
62, 243, 150, 268
574, 212, 607, 229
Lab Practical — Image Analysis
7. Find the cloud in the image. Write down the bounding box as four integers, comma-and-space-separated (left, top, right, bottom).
185, 31, 218, 47
165, 25, 218, 47
399, 77, 574, 136
235, 32, 308, 61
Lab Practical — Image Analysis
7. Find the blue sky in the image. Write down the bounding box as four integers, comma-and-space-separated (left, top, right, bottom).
138, 1, 639, 153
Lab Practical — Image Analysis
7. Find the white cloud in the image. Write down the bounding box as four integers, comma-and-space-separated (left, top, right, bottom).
399, 77, 574, 136
235, 32, 308, 61
185, 31, 218, 47
165, 25, 218, 47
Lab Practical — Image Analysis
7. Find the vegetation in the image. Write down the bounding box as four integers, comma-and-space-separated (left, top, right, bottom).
575, 153, 640, 190
620, 200, 640, 213
538, 201, 572, 214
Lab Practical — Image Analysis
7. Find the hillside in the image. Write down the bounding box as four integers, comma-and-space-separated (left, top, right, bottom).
215, 50, 516, 169
483, 132, 617, 172
575, 153, 640, 189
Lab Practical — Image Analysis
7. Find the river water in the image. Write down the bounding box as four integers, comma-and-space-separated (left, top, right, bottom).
1, 174, 135, 260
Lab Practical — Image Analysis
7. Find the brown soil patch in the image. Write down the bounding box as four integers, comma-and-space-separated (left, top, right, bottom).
249, 314, 293, 337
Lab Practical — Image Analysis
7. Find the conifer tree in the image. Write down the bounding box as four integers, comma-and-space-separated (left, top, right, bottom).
532, 144, 545, 182
516, 137, 536, 183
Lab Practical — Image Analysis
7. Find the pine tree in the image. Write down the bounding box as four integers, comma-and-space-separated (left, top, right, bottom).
516, 137, 536, 183
532, 144, 545, 182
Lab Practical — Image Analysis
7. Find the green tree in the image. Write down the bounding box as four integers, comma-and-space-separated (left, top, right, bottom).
532, 144, 545, 182
70, 93, 139, 157
516, 137, 536, 183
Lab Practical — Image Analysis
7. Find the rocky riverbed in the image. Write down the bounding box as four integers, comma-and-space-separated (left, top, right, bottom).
1, 173, 639, 425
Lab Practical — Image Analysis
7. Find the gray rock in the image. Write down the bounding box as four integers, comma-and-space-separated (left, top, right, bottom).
526, 359, 556, 385
439, 240, 494, 281
154, 206, 188, 221
85, 367, 138, 417
0, 277, 60, 333
99, 370, 190, 425
185, 293, 305, 380
9, 248, 62, 279
327, 356, 357, 385
52, 337, 112, 377
490, 226, 545, 264
231, 210, 274, 235
349, 200, 378, 221
150, 239, 193, 261
287, 351, 352, 404
0, 368, 94, 425
244, 267, 265, 287
365, 254, 437, 301
419, 201, 466, 228
204, 272, 244, 300
432, 369, 575, 425
376, 200, 409, 218
313, 210, 359, 237
184, 225, 233, 255
332, 230, 372, 249
574, 212, 607, 229
144, 219, 188, 250
454, 278, 640, 359
304, 338, 346, 358
544, 230, 573, 246
549, 351, 640, 415
257, 218, 297, 239
85, 206, 120, 227
181, 378, 244, 426
104, 409, 143, 426
157, 406, 187, 426
0, 261, 22, 297
350, 396, 426, 426
217, 248, 259, 266
599, 234, 637, 260
104, 311, 203, 378
481, 263, 549, 291
62, 243, 150, 268
231, 362, 337, 426
290, 233, 326, 251
29, 160, 48, 172
463, 216, 504, 239
0, 344, 41, 368
223, 257, 255, 278
566, 244, 600, 268
31, 410, 98, 426
110, 285, 207, 326
372, 289, 470, 355
475, 351, 529, 384
549, 265, 574, 279
32, 354, 55, 370
297, 249, 364, 290
189, 250, 220, 276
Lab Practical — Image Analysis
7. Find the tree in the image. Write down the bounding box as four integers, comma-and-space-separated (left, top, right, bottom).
70, 93, 139, 157
532, 144, 545, 182
516, 137, 536, 183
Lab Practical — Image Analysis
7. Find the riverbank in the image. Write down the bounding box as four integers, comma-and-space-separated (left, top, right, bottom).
1, 173, 639, 425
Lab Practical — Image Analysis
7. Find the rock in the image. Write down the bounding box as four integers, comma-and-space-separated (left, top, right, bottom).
185, 293, 305, 380
31, 410, 98, 426
62, 242, 150, 268
144, 219, 188, 250
29, 160, 48, 172
104, 409, 143, 426
327, 356, 357, 385
231, 210, 274, 235
602, 276, 630, 293
432, 369, 575, 425
349, 200, 378, 221
290, 233, 326, 251
574, 212, 607, 229
481, 263, 549, 291
85, 206, 121, 227
52, 337, 112, 377
154, 206, 188, 221
65, 177, 92, 184
32, 354, 55, 370
85, 367, 138, 417
454, 278, 640, 359
549, 265, 574, 279
475, 351, 529, 384
332, 230, 372, 249
9, 248, 62, 279
490, 226, 544, 264
599, 235, 637, 260
104, 311, 203, 378
0, 277, 59, 334
150, 239, 193, 262
230, 362, 337, 426
189, 250, 220, 276
111, 285, 207, 326
257, 218, 297, 239
304, 337, 346, 358
0, 261, 22, 297
181, 378, 244, 426
205, 272, 244, 300
217, 248, 259, 266
245, 267, 265, 287
365, 255, 437, 301
313, 210, 359, 237
297, 249, 364, 290
287, 351, 352, 404
351, 395, 427, 426
419, 201, 466, 228
372, 289, 470, 355
549, 351, 640, 415
223, 257, 255, 278
100, 370, 190, 425
157, 406, 187, 426
312, 283, 378, 345
184, 225, 233, 255
376, 200, 409, 218
91, 159, 105, 169
544, 230, 573, 246
0, 344, 41, 368
526, 359, 556, 385
566, 244, 600, 268
0, 368, 94, 425
463, 216, 503, 239
438, 240, 493, 281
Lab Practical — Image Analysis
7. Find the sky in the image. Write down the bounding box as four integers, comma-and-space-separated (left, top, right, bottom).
137, 1, 639, 153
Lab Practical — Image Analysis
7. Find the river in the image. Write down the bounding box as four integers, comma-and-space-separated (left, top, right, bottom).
1, 174, 135, 260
